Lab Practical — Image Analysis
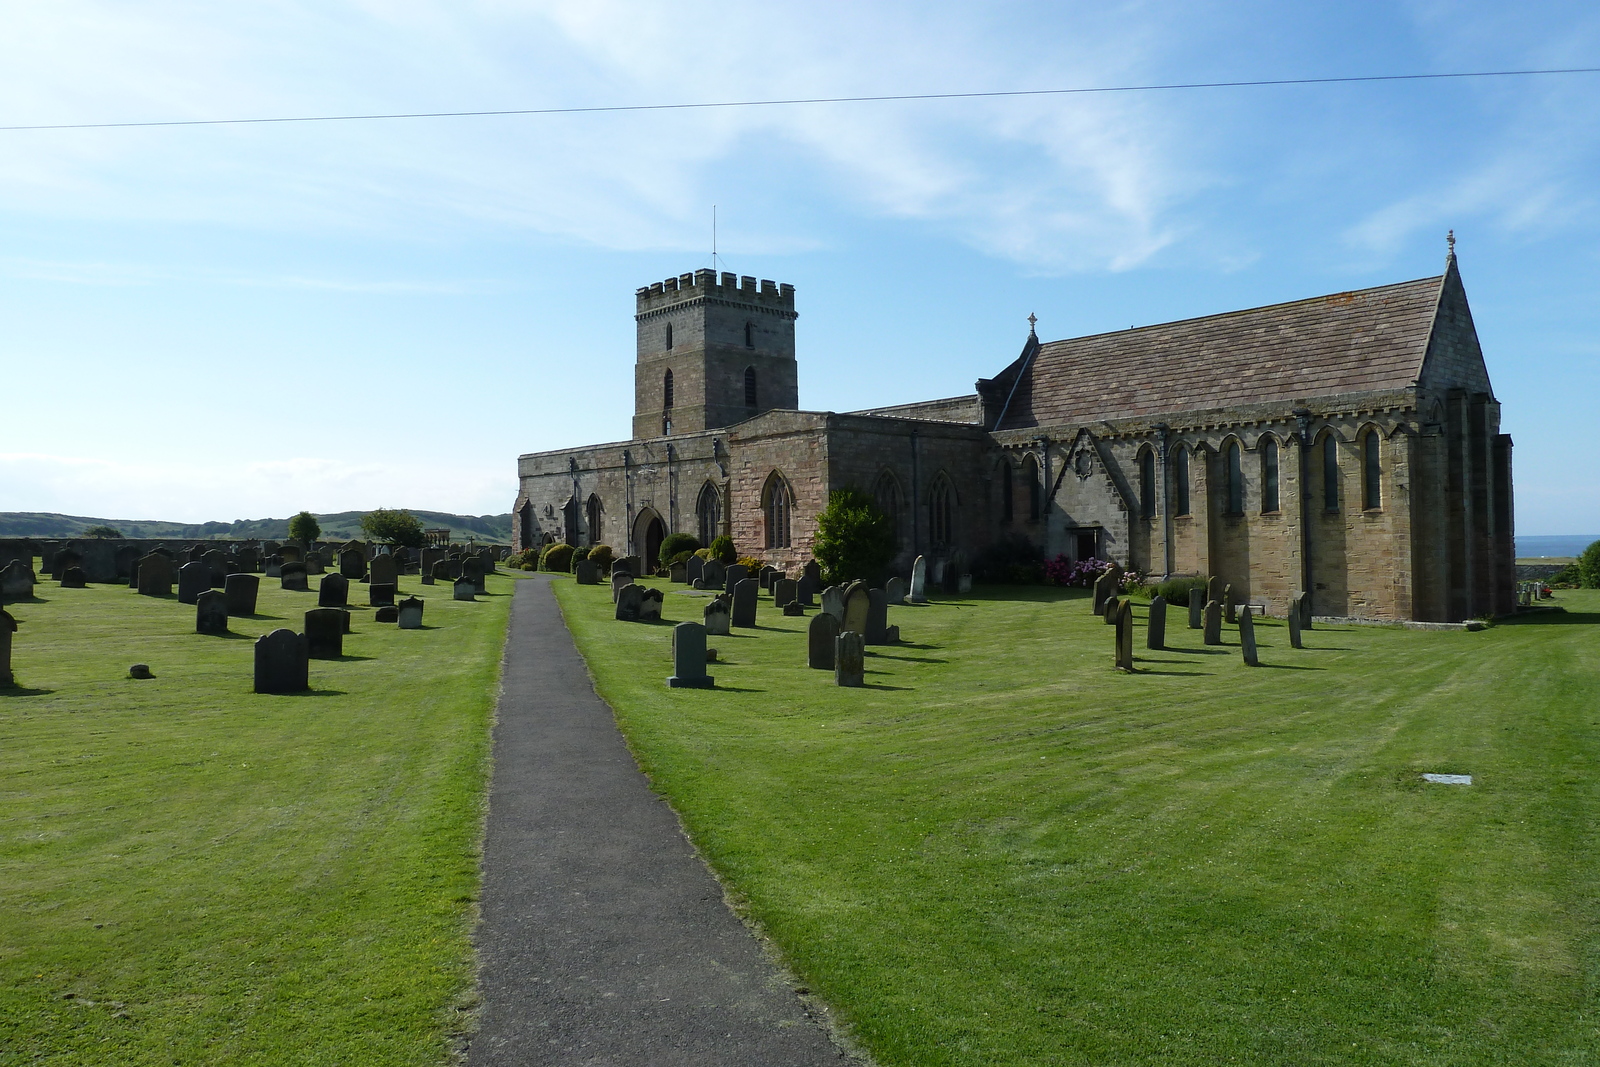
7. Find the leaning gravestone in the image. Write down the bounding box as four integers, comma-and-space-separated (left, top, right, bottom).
686, 556, 704, 585
178, 561, 211, 604
136, 553, 173, 597
225, 573, 259, 616
884, 576, 906, 605
615, 583, 644, 621
375, 605, 399, 623
865, 588, 890, 645
1203, 600, 1222, 645
195, 590, 229, 635
1288, 593, 1304, 649
304, 608, 344, 659
396, 596, 425, 629
1224, 584, 1237, 624
724, 564, 749, 594
339, 549, 366, 580
318, 573, 349, 607
1188, 593, 1203, 630
841, 581, 870, 637
808, 612, 839, 670
835, 630, 865, 687
1297, 591, 1313, 631
280, 563, 309, 592
820, 585, 844, 621
453, 577, 475, 602
1239, 605, 1259, 666
1114, 598, 1135, 672
1, 559, 35, 600
369, 583, 396, 607
668, 621, 714, 688
703, 595, 731, 636
574, 560, 599, 585
1147, 595, 1167, 650
59, 566, 88, 589
731, 578, 759, 628
774, 579, 797, 609
908, 555, 928, 604
611, 571, 632, 604
253, 629, 308, 694
369, 554, 397, 587
1103, 593, 1121, 624
1093, 569, 1117, 616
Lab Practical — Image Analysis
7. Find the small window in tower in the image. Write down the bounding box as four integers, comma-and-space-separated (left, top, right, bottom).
1261, 438, 1279, 513
744, 366, 757, 407
663, 369, 674, 409
665, 322, 673, 350
745, 322, 754, 348
1323, 436, 1340, 511
1226, 441, 1244, 515
1363, 431, 1382, 510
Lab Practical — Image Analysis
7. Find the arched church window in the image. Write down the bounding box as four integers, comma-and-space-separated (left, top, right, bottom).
1363, 431, 1382, 510
929, 477, 956, 549
874, 471, 901, 542
1323, 435, 1341, 511
763, 473, 792, 549
744, 366, 757, 407
696, 482, 721, 546
1226, 441, 1244, 515
1261, 438, 1280, 513
1139, 449, 1156, 519
585, 495, 603, 547
665, 322, 673, 350
663, 369, 674, 409
1173, 447, 1190, 516
1000, 461, 1013, 523
1023, 454, 1041, 522
745, 322, 754, 349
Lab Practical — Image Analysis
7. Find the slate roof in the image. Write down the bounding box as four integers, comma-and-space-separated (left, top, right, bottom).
990, 273, 1446, 430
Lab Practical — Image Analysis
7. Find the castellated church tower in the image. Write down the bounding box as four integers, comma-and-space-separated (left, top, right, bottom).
632, 270, 799, 438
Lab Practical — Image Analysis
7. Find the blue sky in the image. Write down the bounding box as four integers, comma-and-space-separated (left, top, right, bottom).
1, 1, 1596, 534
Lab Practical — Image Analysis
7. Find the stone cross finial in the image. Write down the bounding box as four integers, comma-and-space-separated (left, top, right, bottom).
1447, 229, 1456, 257
1027, 312, 1037, 337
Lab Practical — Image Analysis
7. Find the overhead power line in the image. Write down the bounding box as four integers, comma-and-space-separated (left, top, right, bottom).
3, 66, 1597, 133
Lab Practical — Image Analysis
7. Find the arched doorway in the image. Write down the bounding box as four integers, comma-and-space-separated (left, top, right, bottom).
632, 508, 666, 570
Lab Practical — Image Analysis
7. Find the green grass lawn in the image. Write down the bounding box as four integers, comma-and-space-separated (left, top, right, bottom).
555, 576, 1600, 1066
1, 565, 517, 1065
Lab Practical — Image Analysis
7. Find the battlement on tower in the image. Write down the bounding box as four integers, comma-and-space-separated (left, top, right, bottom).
635, 270, 796, 319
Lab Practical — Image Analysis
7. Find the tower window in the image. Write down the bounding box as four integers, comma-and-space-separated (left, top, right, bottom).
1139, 450, 1155, 519
663, 369, 673, 409
1363, 432, 1382, 510
1323, 436, 1340, 511
1225, 441, 1244, 515
1174, 447, 1190, 516
745, 322, 754, 348
665, 322, 673, 349
744, 366, 757, 407
1261, 438, 1279, 513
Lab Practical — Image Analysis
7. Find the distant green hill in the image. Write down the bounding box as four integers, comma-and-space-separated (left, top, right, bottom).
0, 510, 513, 544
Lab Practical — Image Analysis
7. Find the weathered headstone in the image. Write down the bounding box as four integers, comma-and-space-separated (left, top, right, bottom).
611, 571, 633, 603
701, 559, 726, 590
396, 596, 425, 629
884, 576, 906, 605
820, 585, 844, 621
318, 573, 349, 607
669, 561, 688, 584
339, 549, 366, 580
615, 583, 644, 621
1297, 591, 1313, 630
280, 563, 309, 592
0, 609, 14, 687
575, 560, 599, 585
808, 611, 839, 670
1288, 593, 1304, 649
783, 602, 805, 617
1188, 593, 1203, 629
958, 574, 973, 594
1206, 575, 1223, 609
703, 595, 731, 636
865, 588, 890, 644
638, 587, 664, 621
1103, 593, 1121, 624
463, 556, 486, 594
668, 621, 714, 688
1093, 568, 1117, 616
59, 566, 88, 589
195, 590, 229, 635
796, 574, 818, 607
1147, 595, 1167, 650
264, 556, 284, 579
225, 573, 259, 616
841, 581, 870, 636
374, 605, 399, 623
1224, 584, 1237, 624
835, 630, 865, 687
369, 583, 396, 607
236, 547, 260, 574
773, 578, 797, 608
686, 556, 705, 585
430, 560, 451, 583
304, 608, 344, 658
453, 577, 475, 601
908, 555, 928, 604
0, 559, 34, 601
253, 629, 308, 694
304, 553, 325, 575
731, 578, 758, 628
204, 549, 230, 585
136, 553, 173, 597
803, 560, 822, 586
369, 554, 397, 587
724, 564, 749, 594
1114, 598, 1135, 672
1203, 600, 1222, 645
1239, 605, 1259, 666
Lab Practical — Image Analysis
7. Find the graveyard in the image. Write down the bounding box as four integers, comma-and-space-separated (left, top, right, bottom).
554, 571, 1600, 1066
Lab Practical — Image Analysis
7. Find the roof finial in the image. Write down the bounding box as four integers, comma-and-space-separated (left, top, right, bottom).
1027, 312, 1038, 338
1447, 229, 1456, 259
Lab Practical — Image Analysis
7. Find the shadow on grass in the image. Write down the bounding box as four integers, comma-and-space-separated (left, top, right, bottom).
869, 653, 949, 664
240, 613, 284, 621
711, 685, 766, 693
1151, 646, 1228, 656
1254, 662, 1326, 670
1132, 669, 1215, 677
0, 686, 55, 697
863, 683, 914, 691
309, 654, 377, 663
5, 594, 48, 604
1498, 610, 1600, 626
263, 688, 348, 697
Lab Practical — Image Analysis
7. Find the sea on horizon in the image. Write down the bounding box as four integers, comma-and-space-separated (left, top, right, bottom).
1516, 534, 1598, 558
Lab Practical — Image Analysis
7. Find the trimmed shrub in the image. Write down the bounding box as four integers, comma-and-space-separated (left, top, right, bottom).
573, 546, 591, 563
540, 543, 575, 573
708, 536, 737, 564
587, 544, 615, 572
667, 550, 696, 567
736, 556, 764, 573
1153, 575, 1208, 606
693, 548, 713, 560
658, 533, 701, 567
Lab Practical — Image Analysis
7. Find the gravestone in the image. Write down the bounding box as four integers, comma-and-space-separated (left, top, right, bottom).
1239, 605, 1259, 666
396, 596, 425, 629
279, 544, 303, 564
304, 608, 344, 658
908, 555, 928, 604
796, 574, 818, 607
1202, 601, 1222, 645
835, 630, 865, 687
59, 567, 88, 589
235, 547, 260, 574
638, 587, 664, 621
623, 555, 644, 578
615, 583, 644, 621
668, 621, 714, 688
575, 560, 599, 585
1114, 598, 1135, 672
453, 577, 476, 601
463, 557, 486, 594
703, 595, 731, 636
958, 574, 973, 594
1103, 594, 1121, 624
430, 560, 451, 584
864, 588, 890, 645
178, 561, 210, 604
0, 609, 14, 686
225, 573, 259, 616
783, 602, 805, 617
773, 579, 797, 609
280, 563, 309, 592
1288, 593, 1304, 649
1147, 595, 1167, 650
195, 590, 229, 635
1093, 569, 1117, 616
369, 583, 396, 607
479, 548, 497, 574
445, 556, 465, 580
115, 545, 142, 581
611, 571, 633, 603
373, 605, 398, 623
369, 554, 397, 587
701, 559, 726, 590
669, 562, 687, 584
339, 549, 366, 580
803, 560, 822, 586
1, 560, 34, 600
1206, 575, 1223, 609
305, 553, 325, 575
319, 573, 349, 607
841, 581, 870, 637
1188, 594, 1203, 629
1224, 584, 1237, 624
808, 612, 839, 670
1297, 591, 1313, 631
264, 556, 283, 579
820, 585, 844, 621
724, 564, 749, 594
253, 629, 308, 694
884, 576, 906, 605
731, 578, 758, 628
136, 553, 173, 597
204, 549, 230, 585
686, 556, 704, 585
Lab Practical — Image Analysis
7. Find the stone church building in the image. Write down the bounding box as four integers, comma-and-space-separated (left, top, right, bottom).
513, 250, 1513, 622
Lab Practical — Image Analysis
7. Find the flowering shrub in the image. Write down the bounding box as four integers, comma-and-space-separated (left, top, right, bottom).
1045, 555, 1116, 587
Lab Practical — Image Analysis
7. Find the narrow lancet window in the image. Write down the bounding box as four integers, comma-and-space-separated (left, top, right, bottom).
1140, 450, 1156, 519
1363, 432, 1382, 510
744, 366, 757, 407
663, 369, 674, 409
745, 322, 754, 348
1323, 436, 1340, 511
1226, 441, 1244, 515
665, 322, 673, 349
1261, 438, 1279, 513
1174, 448, 1190, 516
1023, 454, 1041, 522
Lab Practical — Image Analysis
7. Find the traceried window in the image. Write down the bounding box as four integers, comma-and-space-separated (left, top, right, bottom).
1225, 441, 1244, 515
1363, 431, 1382, 510
1261, 438, 1280, 513
744, 366, 757, 407
763, 473, 792, 549
929, 477, 956, 549
874, 471, 901, 542
1139, 449, 1156, 519
1323, 435, 1340, 511
1174, 447, 1190, 516
1023, 454, 1041, 522
696, 482, 720, 546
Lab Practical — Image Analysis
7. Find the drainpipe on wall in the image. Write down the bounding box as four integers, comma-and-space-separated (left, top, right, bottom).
1294, 408, 1313, 614
1155, 423, 1172, 576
